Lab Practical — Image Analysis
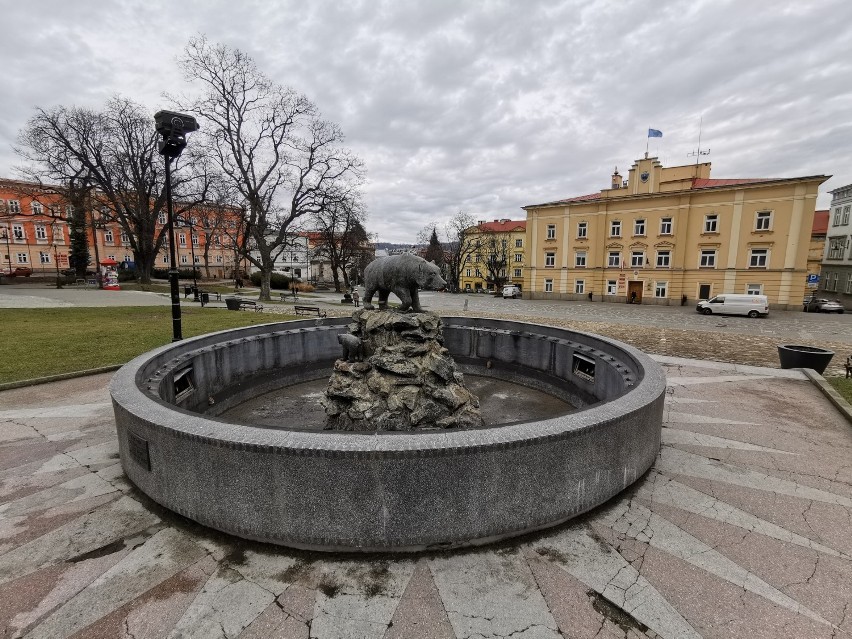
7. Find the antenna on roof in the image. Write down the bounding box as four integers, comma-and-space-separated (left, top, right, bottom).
687, 116, 710, 167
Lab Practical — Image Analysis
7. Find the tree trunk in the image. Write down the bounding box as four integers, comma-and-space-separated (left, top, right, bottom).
259, 269, 272, 301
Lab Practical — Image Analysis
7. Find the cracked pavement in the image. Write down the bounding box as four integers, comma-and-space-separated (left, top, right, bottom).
1, 356, 851, 638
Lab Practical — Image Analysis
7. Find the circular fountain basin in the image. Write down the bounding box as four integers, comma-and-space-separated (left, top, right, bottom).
110, 316, 665, 552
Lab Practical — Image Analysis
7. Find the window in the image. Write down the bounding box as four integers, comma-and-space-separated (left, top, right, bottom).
610, 220, 621, 237
607, 251, 620, 268
515, 238, 523, 248
655, 281, 668, 298
827, 273, 838, 292
544, 279, 553, 292
545, 252, 555, 267
31, 202, 43, 215
162, 255, 169, 264
631, 251, 645, 268
514, 268, 522, 278
180, 255, 189, 264
575, 279, 585, 294
606, 280, 617, 295
213, 235, 221, 246
746, 284, 763, 295
843, 206, 851, 225
7, 200, 22, 214
475, 269, 482, 277
833, 208, 842, 226
194, 255, 201, 264
575, 251, 587, 268
704, 214, 718, 233
514, 253, 523, 262
634, 219, 645, 236
40, 251, 51, 264
104, 229, 114, 243
178, 233, 186, 247
846, 273, 852, 294
755, 211, 772, 231
656, 250, 671, 268
660, 217, 672, 235
16, 253, 29, 264
120, 231, 130, 245
35, 226, 47, 240
577, 222, 587, 238
546, 224, 556, 240
465, 269, 471, 277
192, 234, 199, 246
158, 212, 167, 225
827, 237, 845, 260
107, 255, 115, 261
749, 248, 768, 268
12, 224, 25, 240
123, 255, 131, 263
699, 249, 716, 268
65, 205, 74, 218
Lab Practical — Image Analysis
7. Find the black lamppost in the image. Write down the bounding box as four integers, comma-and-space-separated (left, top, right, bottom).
155, 110, 199, 342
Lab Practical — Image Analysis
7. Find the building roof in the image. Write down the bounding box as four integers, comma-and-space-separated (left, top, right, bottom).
812, 209, 829, 235
474, 219, 527, 232
524, 174, 828, 209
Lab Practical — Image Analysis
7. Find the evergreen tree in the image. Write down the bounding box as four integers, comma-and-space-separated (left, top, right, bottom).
424, 227, 444, 266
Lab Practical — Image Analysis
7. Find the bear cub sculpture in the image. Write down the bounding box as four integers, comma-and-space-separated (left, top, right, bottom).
362, 254, 446, 313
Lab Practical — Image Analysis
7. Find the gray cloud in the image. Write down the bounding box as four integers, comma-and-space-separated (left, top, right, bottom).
2, 0, 851, 242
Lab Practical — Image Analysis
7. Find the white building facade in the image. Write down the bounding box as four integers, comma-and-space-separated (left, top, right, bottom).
820, 183, 852, 306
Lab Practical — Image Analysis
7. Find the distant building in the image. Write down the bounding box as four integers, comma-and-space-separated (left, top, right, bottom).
459, 219, 527, 292
522, 156, 829, 308
807, 210, 829, 290
0, 178, 241, 279
820, 183, 852, 305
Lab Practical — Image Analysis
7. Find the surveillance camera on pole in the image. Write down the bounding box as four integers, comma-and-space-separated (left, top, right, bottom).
154, 110, 199, 341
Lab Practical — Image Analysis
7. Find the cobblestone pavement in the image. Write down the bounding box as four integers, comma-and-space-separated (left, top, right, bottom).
1, 360, 851, 638
2, 285, 850, 376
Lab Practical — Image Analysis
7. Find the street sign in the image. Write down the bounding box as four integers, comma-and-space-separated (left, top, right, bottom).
807, 274, 819, 284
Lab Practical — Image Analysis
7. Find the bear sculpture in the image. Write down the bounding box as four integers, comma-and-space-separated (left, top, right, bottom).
337, 333, 364, 362
362, 254, 446, 313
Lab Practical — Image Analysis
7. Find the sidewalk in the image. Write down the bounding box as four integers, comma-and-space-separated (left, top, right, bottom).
1, 357, 850, 638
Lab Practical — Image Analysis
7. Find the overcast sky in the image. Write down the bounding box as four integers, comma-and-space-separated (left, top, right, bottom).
2, 0, 851, 242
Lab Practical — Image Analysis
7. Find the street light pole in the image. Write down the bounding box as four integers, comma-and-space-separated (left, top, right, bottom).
1, 229, 10, 281
155, 110, 199, 343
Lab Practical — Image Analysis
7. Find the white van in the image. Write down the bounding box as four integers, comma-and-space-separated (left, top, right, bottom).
696, 294, 769, 318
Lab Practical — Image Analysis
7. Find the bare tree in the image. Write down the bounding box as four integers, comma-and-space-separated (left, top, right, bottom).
176, 36, 364, 301
479, 230, 512, 290
420, 211, 478, 293
312, 194, 369, 292
15, 97, 209, 283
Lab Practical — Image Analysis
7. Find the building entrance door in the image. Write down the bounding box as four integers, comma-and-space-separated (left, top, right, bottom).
628, 281, 643, 304
698, 284, 711, 300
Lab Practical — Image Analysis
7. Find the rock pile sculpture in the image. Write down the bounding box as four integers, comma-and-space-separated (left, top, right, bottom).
322, 308, 483, 431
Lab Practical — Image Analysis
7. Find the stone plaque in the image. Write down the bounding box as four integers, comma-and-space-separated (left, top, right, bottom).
128, 431, 151, 471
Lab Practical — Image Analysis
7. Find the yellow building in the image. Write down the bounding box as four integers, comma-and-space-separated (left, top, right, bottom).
522, 156, 828, 308
459, 219, 527, 292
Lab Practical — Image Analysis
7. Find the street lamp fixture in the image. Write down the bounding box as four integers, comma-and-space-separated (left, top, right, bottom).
154, 110, 199, 342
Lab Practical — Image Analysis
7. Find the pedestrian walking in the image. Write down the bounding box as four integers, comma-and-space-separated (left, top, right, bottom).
352, 289, 360, 307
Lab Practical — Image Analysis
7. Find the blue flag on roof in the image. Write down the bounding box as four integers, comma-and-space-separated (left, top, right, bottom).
648, 128, 663, 138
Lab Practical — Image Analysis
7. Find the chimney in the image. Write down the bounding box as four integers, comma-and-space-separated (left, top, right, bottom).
477, 220, 485, 225
611, 167, 621, 189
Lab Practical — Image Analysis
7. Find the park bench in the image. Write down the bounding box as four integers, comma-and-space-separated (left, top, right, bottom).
280, 291, 299, 301
294, 305, 327, 318
225, 297, 264, 312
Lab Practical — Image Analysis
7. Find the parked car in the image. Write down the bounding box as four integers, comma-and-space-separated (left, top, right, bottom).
3, 266, 33, 277
502, 284, 522, 299
696, 294, 769, 318
804, 297, 845, 313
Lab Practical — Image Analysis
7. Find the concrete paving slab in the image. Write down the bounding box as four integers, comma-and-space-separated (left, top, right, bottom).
0, 357, 851, 638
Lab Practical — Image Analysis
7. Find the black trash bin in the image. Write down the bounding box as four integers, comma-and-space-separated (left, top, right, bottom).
200, 292, 209, 306
225, 297, 241, 311
184, 286, 192, 298
777, 345, 834, 374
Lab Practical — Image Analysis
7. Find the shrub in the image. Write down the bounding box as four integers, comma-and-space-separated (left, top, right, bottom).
152, 268, 200, 280
249, 271, 291, 290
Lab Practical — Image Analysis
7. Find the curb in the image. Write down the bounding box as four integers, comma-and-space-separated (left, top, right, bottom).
801, 368, 852, 426
0, 365, 123, 392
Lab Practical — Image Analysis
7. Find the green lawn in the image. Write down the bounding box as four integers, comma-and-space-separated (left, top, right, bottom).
827, 376, 852, 404
0, 306, 295, 384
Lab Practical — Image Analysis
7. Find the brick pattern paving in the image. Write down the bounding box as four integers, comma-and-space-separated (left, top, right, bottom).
1, 361, 851, 638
